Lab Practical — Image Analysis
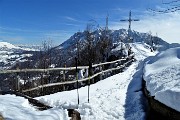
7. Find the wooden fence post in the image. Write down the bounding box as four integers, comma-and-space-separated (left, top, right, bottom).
99, 65, 102, 80
63, 63, 66, 91
75, 57, 79, 105
15, 61, 20, 91
41, 73, 44, 96
16, 73, 20, 91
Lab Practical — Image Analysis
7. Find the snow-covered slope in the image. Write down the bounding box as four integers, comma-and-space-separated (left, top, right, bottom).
0, 43, 156, 120
0, 94, 68, 119
0, 42, 20, 49
130, 43, 157, 60
143, 47, 180, 112
0, 42, 39, 69
0, 42, 39, 51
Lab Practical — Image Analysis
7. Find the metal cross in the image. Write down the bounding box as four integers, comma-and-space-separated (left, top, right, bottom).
120, 10, 139, 30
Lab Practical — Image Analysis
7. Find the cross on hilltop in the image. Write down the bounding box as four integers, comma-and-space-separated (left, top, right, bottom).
120, 10, 140, 43
120, 10, 140, 31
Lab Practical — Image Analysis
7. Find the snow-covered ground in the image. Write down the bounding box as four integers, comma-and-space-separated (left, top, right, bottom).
144, 47, 180, 112
0, 42, 38, 69
0, 42, 39, 51
0, 95, 68, 120
0, 43, 156, 120
0, 42, 21, 49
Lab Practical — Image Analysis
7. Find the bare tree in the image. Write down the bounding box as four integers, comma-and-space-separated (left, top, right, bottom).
96, 29, 112, 62
148, 0, 180, 13
79, 24, 95, 65
38, 39, 53, 69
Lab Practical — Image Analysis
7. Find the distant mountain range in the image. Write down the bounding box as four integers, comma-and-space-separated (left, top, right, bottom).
0, 42, 40, 70
0, 29, 180, 69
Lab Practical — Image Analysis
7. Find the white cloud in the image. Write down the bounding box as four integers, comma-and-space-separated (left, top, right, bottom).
110, 11, 180, 44
64, 16, 79, 22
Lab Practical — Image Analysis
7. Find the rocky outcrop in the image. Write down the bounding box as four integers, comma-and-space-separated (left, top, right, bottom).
67, 109, 81, 120
0, 114, 4, 120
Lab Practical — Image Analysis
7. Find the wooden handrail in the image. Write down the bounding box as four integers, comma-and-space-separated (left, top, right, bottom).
22, 59, 134, 93
0, 55, 133, 74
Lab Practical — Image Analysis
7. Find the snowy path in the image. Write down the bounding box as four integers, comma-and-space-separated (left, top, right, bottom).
36, 60, 147, 120
0, 61, 146, 120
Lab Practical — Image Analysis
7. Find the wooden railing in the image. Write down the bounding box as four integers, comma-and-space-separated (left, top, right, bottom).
0, 55, 134, 97
0, 57, 129, 74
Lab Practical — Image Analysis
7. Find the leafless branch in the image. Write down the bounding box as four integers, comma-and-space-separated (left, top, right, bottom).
148, 6, 180, 13
148, 0, 180, 13
162, 0, 180, 4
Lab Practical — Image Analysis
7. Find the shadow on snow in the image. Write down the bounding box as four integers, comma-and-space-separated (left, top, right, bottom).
124, 60, 148, 120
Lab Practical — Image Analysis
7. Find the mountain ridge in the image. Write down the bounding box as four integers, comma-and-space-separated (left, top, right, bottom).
1, 29, 180, 69
58, 29, 177, 50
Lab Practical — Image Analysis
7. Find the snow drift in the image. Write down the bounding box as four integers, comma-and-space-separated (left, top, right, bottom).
144, 47, 180, 112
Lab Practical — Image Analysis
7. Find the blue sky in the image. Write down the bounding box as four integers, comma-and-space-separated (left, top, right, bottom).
0, 0, 180, 45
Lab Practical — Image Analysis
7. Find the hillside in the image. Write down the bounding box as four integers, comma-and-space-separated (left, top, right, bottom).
0, 42, 40, 70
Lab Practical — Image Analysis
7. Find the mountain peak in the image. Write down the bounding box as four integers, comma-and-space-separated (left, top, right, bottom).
0, 42, 20, 49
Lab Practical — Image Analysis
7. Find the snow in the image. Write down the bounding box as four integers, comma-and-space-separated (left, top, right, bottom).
130, 42, 157, 60
0, 42, 20, 49
0, 43, 156, 120
0, 94, 69, 120
0, 42, 37, 69
0, 42, 39, 51
36, 61, 147, 120
143, 47, 180, 112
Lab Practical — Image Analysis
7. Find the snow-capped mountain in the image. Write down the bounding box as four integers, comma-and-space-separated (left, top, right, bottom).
1, 29, 180, 69
50, 29, 180, 67
58, 29, 173, 50
0, 42, 40, 70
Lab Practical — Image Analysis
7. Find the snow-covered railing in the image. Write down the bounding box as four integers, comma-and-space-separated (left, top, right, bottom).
22, 59, 134, 93
0, 54, 134, 97
0, 57, 128, 74
0, 66, 88, 74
